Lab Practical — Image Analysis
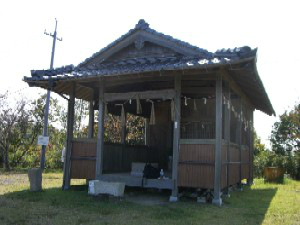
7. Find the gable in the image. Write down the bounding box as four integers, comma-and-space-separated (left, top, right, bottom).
103, 41, 184, 62
80, 20, 211, 68
82, 32, 194, 68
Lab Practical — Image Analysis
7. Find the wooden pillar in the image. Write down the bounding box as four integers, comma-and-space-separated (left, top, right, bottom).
96, 79, 105, 178
87, 100, 94, 138
213, 74, 223, 206
237, 99, 242, 189
224, 82, 231, 196
62, 82, 76, 190
121, 112, 127, 144
144, 118, 150, 145
170, 74, 181, 202
247, 109, 254, 185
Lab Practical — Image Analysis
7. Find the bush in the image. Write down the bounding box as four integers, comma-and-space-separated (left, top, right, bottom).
254, 151, 300, 180
254, 151, 271, 178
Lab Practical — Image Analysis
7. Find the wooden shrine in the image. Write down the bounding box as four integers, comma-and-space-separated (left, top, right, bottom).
24, 19, 275, 205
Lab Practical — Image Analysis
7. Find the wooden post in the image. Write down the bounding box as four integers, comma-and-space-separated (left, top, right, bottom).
144, 118, 150, 145
247, 109, 254, 185
121, 112, 127, 144
62, 82, 76, 190
213, 74, 222, 206
224, 82, 231, 196
237, 99, 243, 189
170, 74, 181, 202
87, 100, 94, 138
96, 79, 105, 178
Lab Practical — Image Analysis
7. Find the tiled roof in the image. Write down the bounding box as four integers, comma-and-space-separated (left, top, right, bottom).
26, 48, 256, 82
25, 19, 257, 82
23, 19, 274, 116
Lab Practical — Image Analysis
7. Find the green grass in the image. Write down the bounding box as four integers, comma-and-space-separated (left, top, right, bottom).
0, 170, 299, 225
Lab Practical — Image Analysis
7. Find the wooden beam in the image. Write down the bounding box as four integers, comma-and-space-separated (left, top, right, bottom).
62, 82, 76, 190
180, 139, 215, 145
96, 79, 105, 178
237, 98, 242, 189
104, 89, 175, 102
121, 112, 127, 144
103, 75, 173, 88
221, 69, 254, 110
87, 98, 94, 138
101, 75, 215, 90
224, 81, 231, 195
212, 73, 222, 206
73, 138, 97, 143
248, 110, 254, 184
144, 118, 150, 145
181, 87, 215, 95
170, 74, 181, 202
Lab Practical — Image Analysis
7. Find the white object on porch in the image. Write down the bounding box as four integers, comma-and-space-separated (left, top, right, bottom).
88, 180, 125, 197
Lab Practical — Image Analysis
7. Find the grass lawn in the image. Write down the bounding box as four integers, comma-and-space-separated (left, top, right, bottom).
0, 170, 299, 225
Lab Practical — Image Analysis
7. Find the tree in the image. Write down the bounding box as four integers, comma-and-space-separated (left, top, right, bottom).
0, 95, 31, 170
253, 130, 267, 156
23, 94, 66, 169
73, 99, 89, 138
271, 103, 300, 155
0, 93, 68, 170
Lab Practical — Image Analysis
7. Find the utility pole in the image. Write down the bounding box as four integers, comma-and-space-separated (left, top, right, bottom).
40, 18, 62, 170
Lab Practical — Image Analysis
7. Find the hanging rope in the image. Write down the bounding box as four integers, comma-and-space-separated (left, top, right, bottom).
193, 99, 197, 111
171, 99, 175, 121
104, 103, 108, 120
121, 104, 125, 125
148, 100, 156, 125
136, 94, 142, 114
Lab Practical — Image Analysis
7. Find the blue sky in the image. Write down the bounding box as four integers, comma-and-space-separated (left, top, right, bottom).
0, 0, 299, 147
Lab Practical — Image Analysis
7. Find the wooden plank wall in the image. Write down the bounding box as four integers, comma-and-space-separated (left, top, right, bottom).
178, 143, 228, 190
227, 144, 250, 185
178, 144, 215, 189
70, 140, 159, 179
221, 144, 227, 189
70, 140, 96, 180
228, 144, 239, 185
70, 139, 251, 187
241, 146, 250, 179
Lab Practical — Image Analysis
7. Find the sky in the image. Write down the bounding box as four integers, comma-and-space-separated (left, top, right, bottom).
0, 0, 299, 148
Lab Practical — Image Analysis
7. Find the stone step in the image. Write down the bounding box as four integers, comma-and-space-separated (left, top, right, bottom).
88, 180, 125, 197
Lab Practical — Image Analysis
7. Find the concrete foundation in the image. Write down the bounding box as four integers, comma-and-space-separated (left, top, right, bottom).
88, 180, 125, 197
212, 197, 222, 206
169, 196, 178, 202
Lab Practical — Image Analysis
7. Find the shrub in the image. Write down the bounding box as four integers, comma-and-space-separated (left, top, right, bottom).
254, 151, 300, 180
